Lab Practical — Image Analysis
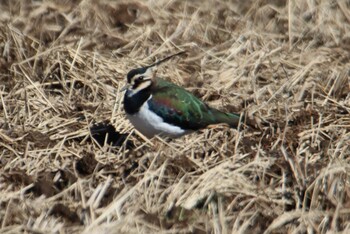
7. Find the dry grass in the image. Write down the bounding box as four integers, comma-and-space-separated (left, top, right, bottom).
1, 0, 350, 233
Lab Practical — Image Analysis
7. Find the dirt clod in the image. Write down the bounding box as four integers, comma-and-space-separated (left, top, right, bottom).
75, 153, 98, 176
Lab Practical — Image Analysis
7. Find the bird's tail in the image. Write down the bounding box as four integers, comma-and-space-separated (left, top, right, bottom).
210, 108, 245, 128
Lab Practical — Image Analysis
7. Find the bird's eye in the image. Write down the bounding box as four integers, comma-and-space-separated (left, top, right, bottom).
138, 76, 144, 81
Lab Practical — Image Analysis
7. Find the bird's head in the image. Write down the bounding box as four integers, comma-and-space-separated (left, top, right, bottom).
123, 66, 155, 97
122, 51, 186, 96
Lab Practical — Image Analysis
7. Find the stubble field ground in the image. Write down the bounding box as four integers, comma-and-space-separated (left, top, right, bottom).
0, 0, 350, 233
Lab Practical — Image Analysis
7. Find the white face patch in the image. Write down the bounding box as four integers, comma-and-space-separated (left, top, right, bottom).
133, 79, 152, 92
126, 79, 152, 97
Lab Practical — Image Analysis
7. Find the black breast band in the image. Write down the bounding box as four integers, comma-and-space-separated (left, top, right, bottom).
123, 88, 151, 115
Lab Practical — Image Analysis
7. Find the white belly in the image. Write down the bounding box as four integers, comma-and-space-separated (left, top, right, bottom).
126, 101, 187, 138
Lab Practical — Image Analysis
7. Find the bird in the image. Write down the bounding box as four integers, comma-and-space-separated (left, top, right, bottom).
122, 51, 247, 138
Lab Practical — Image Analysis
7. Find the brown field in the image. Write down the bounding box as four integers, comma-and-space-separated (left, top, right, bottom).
1, 0, 350, 233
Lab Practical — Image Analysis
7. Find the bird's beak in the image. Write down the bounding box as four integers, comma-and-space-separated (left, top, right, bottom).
120, 84, 130, 92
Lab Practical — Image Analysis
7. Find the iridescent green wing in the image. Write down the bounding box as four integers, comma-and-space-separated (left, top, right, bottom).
148, 78, 241, 130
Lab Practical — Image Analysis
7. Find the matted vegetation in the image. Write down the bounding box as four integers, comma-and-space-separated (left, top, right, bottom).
1, 0, 350, 233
